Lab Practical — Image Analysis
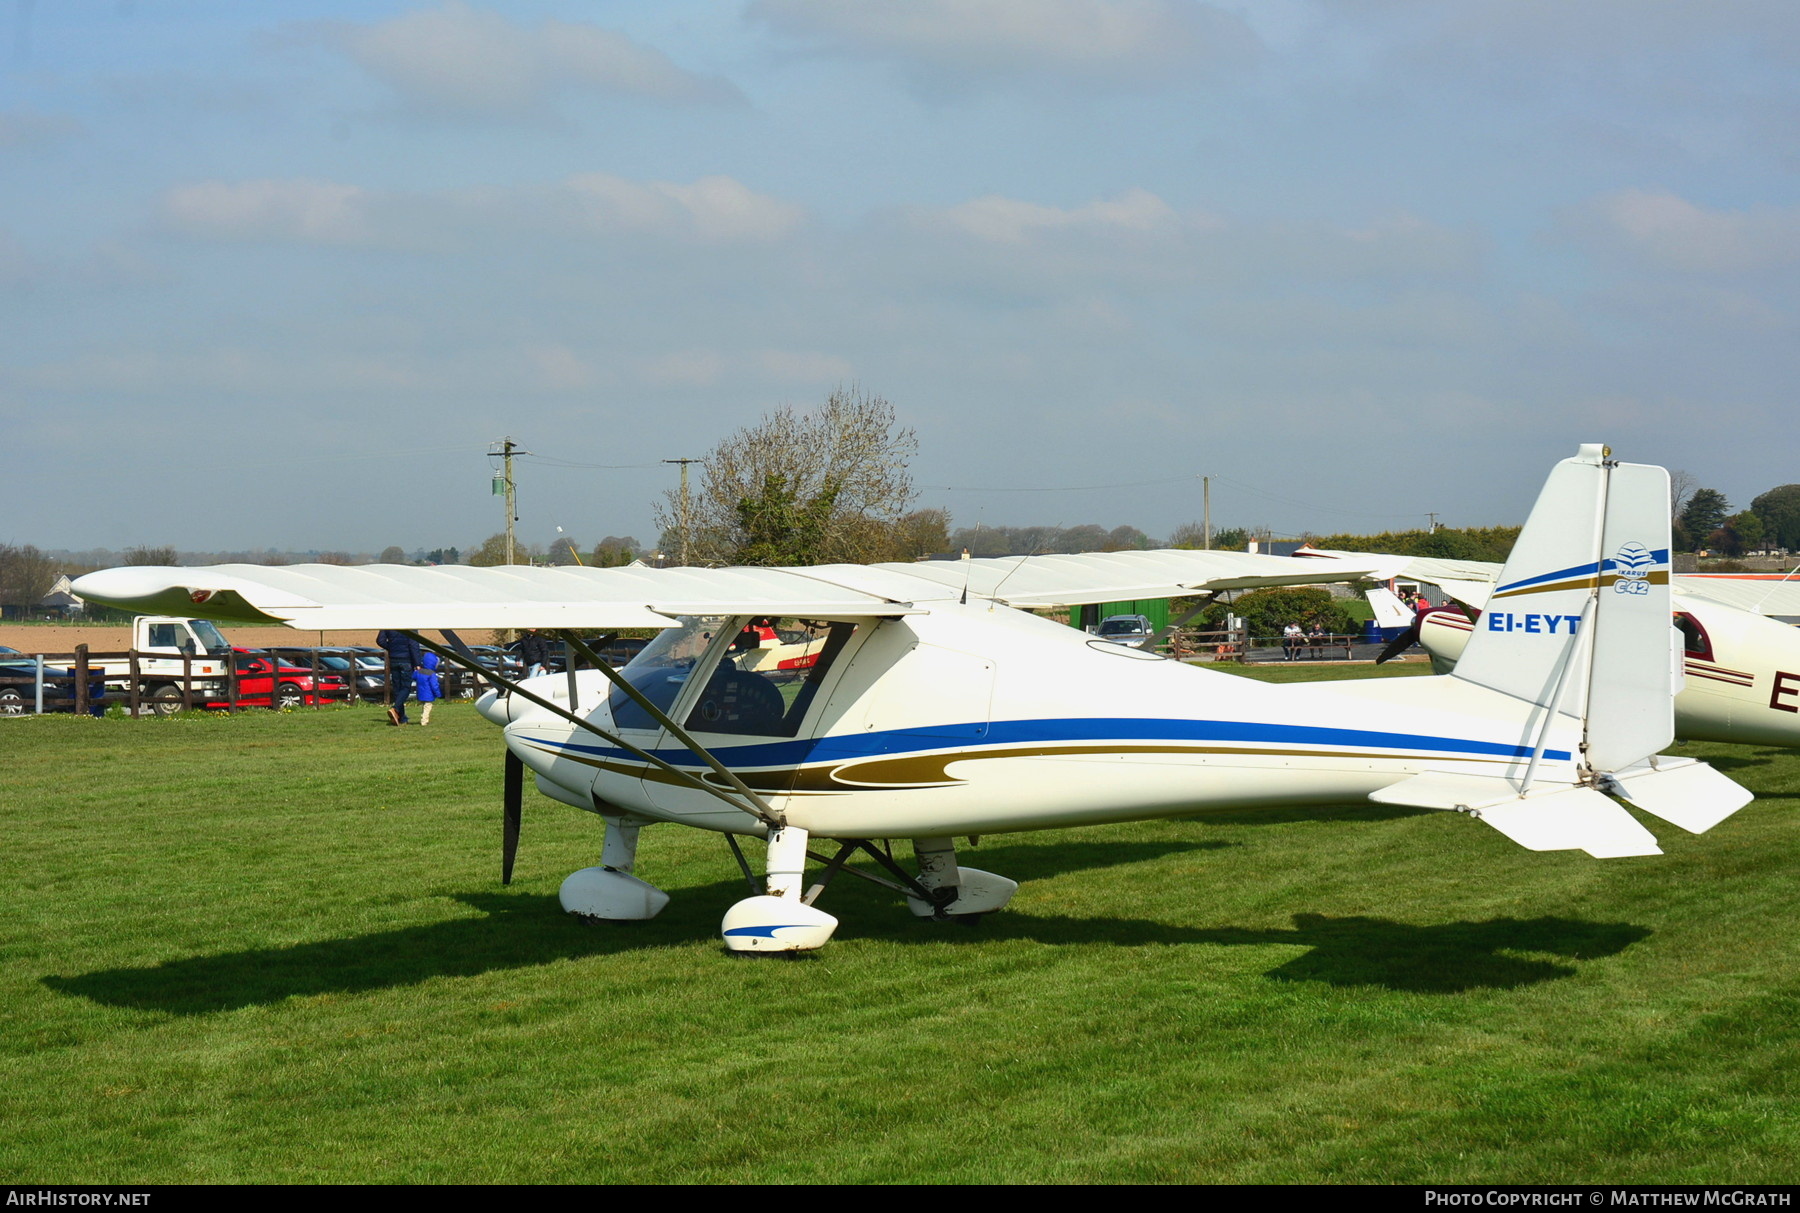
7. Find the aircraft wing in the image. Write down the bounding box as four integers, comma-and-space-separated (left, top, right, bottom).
1674, 575, 1800, 618
73, 548, 1401, 630
70, 563, 927, 631
858, 548, 1403, 608
1294, 549, 1504, 609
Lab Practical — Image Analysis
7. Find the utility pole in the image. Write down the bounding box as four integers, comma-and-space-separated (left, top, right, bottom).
1203, 475, 1212, 550
491, 437, 528, 564
1426, 512, 1440, 534
663, 457, 699, 566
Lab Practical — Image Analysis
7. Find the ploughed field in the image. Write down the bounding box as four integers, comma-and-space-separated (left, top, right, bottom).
0, 624, 381, 654
3, 669, 1797, 1183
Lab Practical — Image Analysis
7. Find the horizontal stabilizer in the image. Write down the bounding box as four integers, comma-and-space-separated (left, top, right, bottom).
1602, 759, 1752, 835
1370, 770, 1542, 813
1371, 773, 1662, 858
1365, 587, 1414, 629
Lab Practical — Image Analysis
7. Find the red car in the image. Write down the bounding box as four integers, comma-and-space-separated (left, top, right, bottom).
208, 649, 349, 710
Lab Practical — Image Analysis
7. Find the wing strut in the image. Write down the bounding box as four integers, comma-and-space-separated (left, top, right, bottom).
404, 631, 780, 827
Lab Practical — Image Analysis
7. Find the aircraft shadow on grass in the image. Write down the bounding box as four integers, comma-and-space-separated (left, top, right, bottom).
43, 839, 1649, 1012
1696, 749, 1800, 799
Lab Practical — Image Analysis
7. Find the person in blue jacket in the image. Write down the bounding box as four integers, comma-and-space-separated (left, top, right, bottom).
376, 629, 423, 726
414, 650, 443, 727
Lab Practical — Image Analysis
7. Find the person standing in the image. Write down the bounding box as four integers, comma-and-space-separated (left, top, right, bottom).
376, 628, 423, 726
518, 628, 551, 679
415, 650, 443, 727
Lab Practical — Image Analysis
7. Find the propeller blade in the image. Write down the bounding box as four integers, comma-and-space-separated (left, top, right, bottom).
1374, 620, 1423, 665
503, 748, 523, 885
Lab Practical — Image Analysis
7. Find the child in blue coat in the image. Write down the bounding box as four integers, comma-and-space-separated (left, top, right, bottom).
414, 651, 443, 726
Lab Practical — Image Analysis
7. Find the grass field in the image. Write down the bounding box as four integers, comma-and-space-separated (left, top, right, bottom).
3, 674, 1798, 1184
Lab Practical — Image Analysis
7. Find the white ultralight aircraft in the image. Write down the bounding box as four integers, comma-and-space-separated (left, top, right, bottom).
73, 444, 1754, 953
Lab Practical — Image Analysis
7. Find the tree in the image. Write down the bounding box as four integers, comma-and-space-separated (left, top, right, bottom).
124, 545, 178, 566
378, 545, 408, 564
1200, 587, 1358, 640
1168, 522, 1207, 549
1105, 525, 1151, 551
1710, 512, 1765, 557
892, 509, 951, 560
1680, 489, 1730, 550
1668, 468, 1697, 521
547, 536, 583, 566
734, 472, 840, 566
590, 536, 640, 567
656, 386, 917, 566
1751, 484, 1800, 551
468, 533, 529, 567
0, 544, 59, 615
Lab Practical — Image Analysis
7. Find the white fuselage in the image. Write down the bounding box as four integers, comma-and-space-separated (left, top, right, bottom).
491, 602, 1585, 840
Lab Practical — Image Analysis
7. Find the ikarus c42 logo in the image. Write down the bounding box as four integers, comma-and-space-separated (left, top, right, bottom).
1612, 542, 1655, 596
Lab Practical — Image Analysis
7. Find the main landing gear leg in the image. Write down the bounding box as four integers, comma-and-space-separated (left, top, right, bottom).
904, 836, 1019, 921
560, 818, 671, 922
721, 825, 839, 953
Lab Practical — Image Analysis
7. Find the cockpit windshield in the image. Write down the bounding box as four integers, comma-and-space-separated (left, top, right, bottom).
608, 617, 728, 731
607, 616, 862, 738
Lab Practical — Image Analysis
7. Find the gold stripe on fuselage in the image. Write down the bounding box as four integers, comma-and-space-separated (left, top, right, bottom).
521, 737, 1517, 797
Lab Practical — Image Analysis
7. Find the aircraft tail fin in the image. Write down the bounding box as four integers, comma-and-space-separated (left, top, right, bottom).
1449, 443, 1677, 774
1378, 445, 1752, 854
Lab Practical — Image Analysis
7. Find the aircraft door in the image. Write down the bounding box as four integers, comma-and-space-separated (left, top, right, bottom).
594, 617, 736, 822
638, 617, 867, 828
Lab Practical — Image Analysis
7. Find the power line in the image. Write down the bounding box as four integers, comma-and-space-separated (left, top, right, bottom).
920, 473, 1202, 493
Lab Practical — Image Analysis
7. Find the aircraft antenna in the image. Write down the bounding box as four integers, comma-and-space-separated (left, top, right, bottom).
987, 528, 1057, 610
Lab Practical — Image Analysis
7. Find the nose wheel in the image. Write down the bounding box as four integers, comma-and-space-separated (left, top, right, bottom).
722, 826, 839, 952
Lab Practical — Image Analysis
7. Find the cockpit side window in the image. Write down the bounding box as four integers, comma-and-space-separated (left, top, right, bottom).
1674, 612, 1713, 662
684, 619, 859, 738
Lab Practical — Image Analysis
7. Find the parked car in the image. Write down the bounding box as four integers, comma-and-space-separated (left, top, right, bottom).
465, 645, 525, 679
268, 648, 385, 701
1092, 614, 1157, 649
0, 646, 107, 715
216, 649, 350, 709
532, 636, 651, 672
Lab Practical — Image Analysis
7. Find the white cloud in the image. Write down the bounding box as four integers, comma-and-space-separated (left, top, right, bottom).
630, 348, 851, 389
895, 190, 1475, 291
1577, 188, 1800, 273
159, 173, 805, 248
324, 2, 741, 117
933, 189, 1180, 243
564, 174, 806, 243
750, 0, 1258, 88
525, 344, 598, 392
162, 179, 372, 245
637, 349, 727, 388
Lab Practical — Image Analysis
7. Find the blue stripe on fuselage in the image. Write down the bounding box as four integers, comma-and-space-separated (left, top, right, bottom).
524, 717, 1571, 768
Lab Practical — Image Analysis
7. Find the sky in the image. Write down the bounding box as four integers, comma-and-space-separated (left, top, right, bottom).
4, 0, 1799, 557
